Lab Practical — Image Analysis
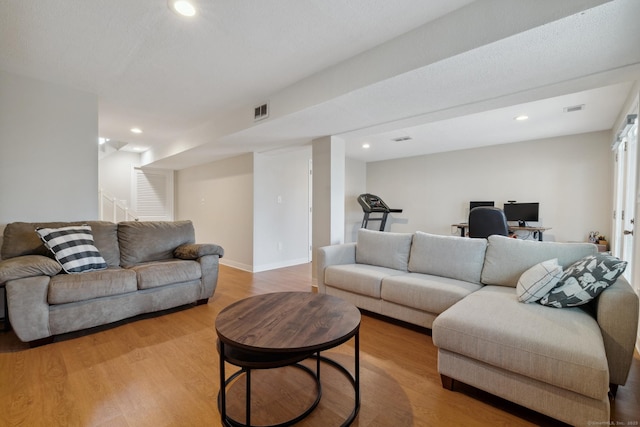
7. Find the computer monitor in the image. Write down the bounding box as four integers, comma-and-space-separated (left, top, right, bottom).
503, 202, 539, 227
469, 201, 494, 211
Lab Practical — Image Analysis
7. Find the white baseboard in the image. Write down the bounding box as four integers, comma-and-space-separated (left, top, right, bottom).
252, 258, 310, 273
219, 259, 253, 272
220, 258, 310, 273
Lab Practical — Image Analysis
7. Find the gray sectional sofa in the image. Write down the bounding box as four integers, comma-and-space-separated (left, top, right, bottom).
316, 228, 639, 426
0, 220, 223, 345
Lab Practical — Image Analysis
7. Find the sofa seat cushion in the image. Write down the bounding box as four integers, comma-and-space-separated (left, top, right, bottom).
132, 260, 201, 290
381, 273, 482, 314
325, 264, 404, 298
48, 268, 137, 304
432, 286, 608, 399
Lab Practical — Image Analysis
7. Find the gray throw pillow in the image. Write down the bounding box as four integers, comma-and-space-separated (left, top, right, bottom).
540, 253, 627, 308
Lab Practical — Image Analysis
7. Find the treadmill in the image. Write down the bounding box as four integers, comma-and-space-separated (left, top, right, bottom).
357, 193, 403, 231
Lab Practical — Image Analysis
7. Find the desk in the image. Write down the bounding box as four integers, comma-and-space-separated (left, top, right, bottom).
453, 223, 551, 241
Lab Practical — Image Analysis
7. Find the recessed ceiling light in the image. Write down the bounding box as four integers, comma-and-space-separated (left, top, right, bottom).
514, 115, 529, 121
98, 137, 110, 145
169, 0, 196, 17
362, 143, 370, 149
130, 127, 143, 134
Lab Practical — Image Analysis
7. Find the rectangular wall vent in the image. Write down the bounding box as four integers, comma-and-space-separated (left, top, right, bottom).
564, 104, 585, 113
254, 102, 269, 121
392, 136, 412, 142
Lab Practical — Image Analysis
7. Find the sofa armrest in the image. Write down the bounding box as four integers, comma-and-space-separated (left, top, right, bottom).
0, 255, 62, 284
6, 276, 51, 342
595, 276, 639, 386
198, 254, 220, 301
174, 243, 224, 260
316, 243, 356, 293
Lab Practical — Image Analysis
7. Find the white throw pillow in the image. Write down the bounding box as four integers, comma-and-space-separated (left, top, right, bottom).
516, 258, 563, 303
36, 225, 108, 274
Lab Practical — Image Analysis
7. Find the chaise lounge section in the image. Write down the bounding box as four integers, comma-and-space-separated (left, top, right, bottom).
317, 229, 638, 425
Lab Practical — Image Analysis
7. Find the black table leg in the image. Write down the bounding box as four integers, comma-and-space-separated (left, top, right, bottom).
219, 341, 227, 426
0, 285, 10, 332
355, 330, 360, 408
246, 369, 251, 426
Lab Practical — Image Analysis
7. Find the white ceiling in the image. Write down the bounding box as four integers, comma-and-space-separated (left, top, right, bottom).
1, 0, 639, 168
344, 81, 634, 162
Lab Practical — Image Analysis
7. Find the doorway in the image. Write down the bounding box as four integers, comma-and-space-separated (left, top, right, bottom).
612, 108, 639, 282
132, 167, 174, 221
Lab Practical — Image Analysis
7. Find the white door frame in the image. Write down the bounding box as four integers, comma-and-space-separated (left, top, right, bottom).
308, 158, 313, 262
612, 104, 639, 283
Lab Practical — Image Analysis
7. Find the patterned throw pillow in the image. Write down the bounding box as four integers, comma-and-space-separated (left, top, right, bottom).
540, 253, 627, 308
36, 225, 108, 274
516, 258, 563, 303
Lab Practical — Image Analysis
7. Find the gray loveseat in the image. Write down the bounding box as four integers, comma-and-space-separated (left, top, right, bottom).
0, 220, 224, 345
316, 228, 638, 426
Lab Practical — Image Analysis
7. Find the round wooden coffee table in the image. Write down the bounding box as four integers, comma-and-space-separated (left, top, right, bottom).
215, 292, 361, 427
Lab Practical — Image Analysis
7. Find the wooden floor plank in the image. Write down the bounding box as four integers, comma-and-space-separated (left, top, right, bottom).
0, 263, 638, 426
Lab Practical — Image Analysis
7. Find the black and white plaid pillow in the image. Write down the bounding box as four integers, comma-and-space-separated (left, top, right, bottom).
516, 258, 563, 303
36, 225, 108, 273
540, 253, 627, 308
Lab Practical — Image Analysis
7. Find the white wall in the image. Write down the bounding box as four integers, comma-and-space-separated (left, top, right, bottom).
0, 70, 99, 228
175, 153, 254, 271
345, 157, 366, 243
365, 131, 612, 243
253, 147, 311, 271
312, 136, 346, 250
0, 70, 98, 318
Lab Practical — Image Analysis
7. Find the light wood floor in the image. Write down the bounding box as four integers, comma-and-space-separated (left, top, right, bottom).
0, 263, 638, 426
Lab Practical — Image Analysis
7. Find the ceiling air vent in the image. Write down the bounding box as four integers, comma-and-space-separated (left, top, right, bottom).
254, 102, 269, 121
564, 104, 585, 113
392, 136, 412, 142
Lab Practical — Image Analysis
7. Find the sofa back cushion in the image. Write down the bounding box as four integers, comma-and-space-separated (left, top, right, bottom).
408, 232, 487, 284
88, 221, 121, 267
482, 235, 597, 287
355, 228, 413, 271
1, 221, 120, 267
118, 220, 195, 266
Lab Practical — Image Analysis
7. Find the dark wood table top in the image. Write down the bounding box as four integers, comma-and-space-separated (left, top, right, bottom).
215, 292, 361, 354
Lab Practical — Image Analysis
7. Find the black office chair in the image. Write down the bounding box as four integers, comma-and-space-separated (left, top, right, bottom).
468, 206, 509, 238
